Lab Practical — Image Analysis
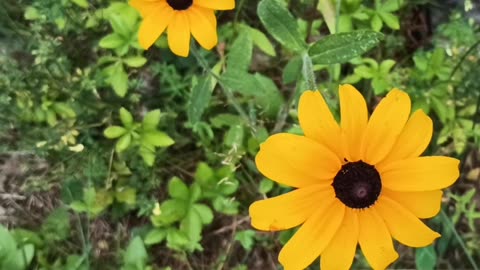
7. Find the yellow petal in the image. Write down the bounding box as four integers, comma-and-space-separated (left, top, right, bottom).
279, 200, 345, 270
378, 110, 433, 168
381, 156, 460, 191
376, 196, 441, 247
129, 0, 163, 17
381, 188, 443, 218
339, 84, 368, 162
358, 208, 398, 270
255, 133, 341, 188
194, 0, 235, 10
320, 208, 359, 270
167, 12, 191, 57
298, 90, 342, 159
362, 89, 411, 165
187, 7, 217, 50
249, 185, 332, 231
138, 3, 173, 49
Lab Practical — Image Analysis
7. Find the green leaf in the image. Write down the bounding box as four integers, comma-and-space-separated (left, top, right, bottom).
259, 179, 274, 194
221, 71, 260, 96
115, 187, 136, 205
227, 33, 253, 71
257, 0, 307, 52
179, 209, 203, 244
155, 199, 187, 225
124, 237, 148, 269
380, 0, 404, 12
71, 0, 89, 8
379, 59, 396, 74
24, 6, 40, 20
123, 56, 147, 68
52, 102, 76, 118
142, 109, 161, 130
195, 162, 214, 184
224, 125, 244, 147
234, 230, 256, 251
282, 56, 302, 84
0, 225, 17, 254
144, 229, 167, 245
116, 134, 132, 152
139, 146, 155, 166
69, 201, 87, 212
187, 76, 214, 126
371, 14, 383, 32
253, 73, 284, 117
244, 25, 276, 56
99, 33, 125, 49
119, 107, 134, 127
189, 183, 202, 203
142, 131, 174, 147
104, 126, 127, 139
415, 245, 437, 270
379, 11, 399, 30
309, 30, 384, 65
168, 177, 190, 200
192, 204, 214, 225
109, 63, 129, 97
317, 0, 337, 33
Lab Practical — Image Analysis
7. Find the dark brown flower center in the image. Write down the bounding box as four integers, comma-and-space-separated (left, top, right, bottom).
167, 0, 193, 10
332, 161, 381, 209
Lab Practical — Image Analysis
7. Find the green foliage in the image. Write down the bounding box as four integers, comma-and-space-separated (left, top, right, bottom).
0, 225, 35, 270
104, 108, 174, 166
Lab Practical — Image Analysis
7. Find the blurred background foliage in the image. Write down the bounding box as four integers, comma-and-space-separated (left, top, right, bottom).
0, 0, 479, 269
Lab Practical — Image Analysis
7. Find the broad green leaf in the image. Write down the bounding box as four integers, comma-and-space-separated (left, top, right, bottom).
124, 237, 147, 269
157, 199, 187, 225
24, 7, 40, 20
371, 14, 383, 32
189, 183, 202, 203
338, 15, 353, 33
142, 131, 174, 147
221, 71, 260, 96
354, 65, 375, 78
309, 30, 384, 65
69, 201, 87, 213
168, 177, 190, 200
380, 0, 404, 12
380, 59, 396, 74
52, 103, 76, 118
257, 0, 307, 52
142, 109, 161, 130
119, 107, 134, 127
104, 126, 127, 139
109, 63, 129, 97
99, 33, 125, 49
192, 204, 213, 225
144, 229, 167, 245
71, 0, 89, 8
0, 225, 16, 254
224, 125, 244, 147
317, 0, 337, 33
187, 76, 214, 126
115, 187, 136, 205
415, 245, 437, 270
234, 230, 256, 251
179, 209, 202, 244
253, 73, 284, 117
244, 25, 276, 56
227, 33, 253, 71
195, 162, 214, 184
282, 56, 302, 84
259, 178, 274, 194
379, 11, 399, 30
116, 134, 132, 152
139, 146, 155, 166
123, 56, 147, 68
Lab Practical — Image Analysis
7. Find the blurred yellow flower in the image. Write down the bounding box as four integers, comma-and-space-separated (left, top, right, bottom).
129, 0, 235, 57
249, 84, 460, 270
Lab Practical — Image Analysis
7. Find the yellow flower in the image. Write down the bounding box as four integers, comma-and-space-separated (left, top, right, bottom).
249, 85, 460, 270
129, 0, 235, 57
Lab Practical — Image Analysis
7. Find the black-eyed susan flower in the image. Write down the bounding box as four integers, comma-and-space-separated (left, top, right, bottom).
249, 84, 460, 270
129, 0, 235, 57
